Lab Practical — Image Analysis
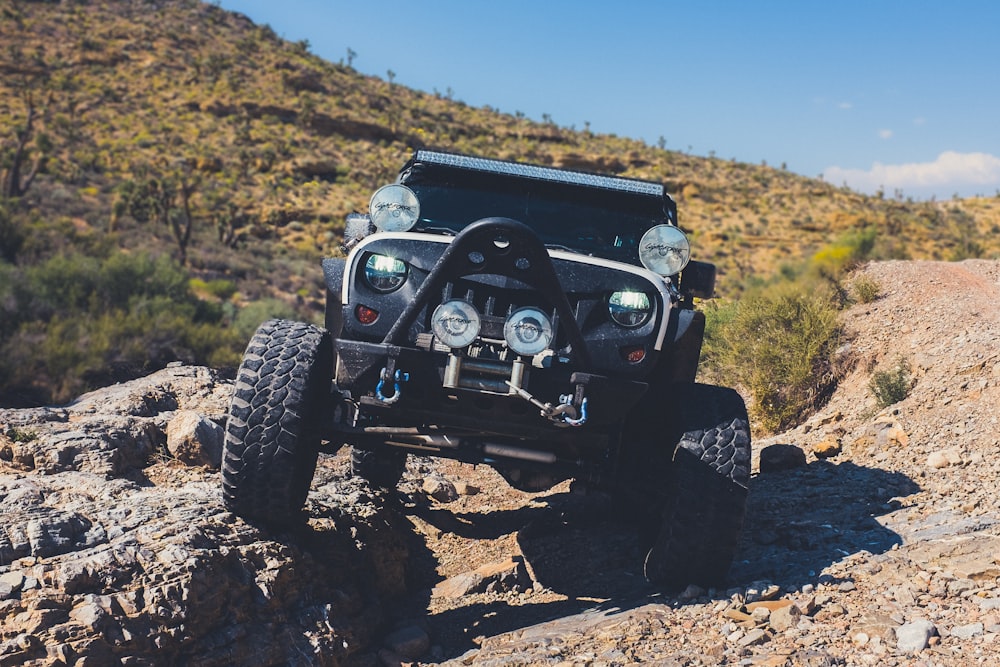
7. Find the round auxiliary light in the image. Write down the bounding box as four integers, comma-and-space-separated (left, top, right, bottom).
608, 291, 652, 328
638, 224, 691, 277
369, 184, 420, 232
504, 307, 554, 356
431, 300, 481, 349
364, 254, 408, 293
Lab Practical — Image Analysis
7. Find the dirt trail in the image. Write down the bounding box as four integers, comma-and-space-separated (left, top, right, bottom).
385, 259, 1000, 666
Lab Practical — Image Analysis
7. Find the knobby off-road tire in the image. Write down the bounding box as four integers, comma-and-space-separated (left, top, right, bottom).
642, 383, 751, 590
350, 447, 408, 491
222, 319, 333, 526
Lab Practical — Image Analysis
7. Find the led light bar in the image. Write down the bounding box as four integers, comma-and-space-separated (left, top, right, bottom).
414, 150, 664, 197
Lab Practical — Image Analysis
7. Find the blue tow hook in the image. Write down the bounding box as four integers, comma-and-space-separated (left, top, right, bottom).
375, 368, 409, 405
564, 398, 588, 427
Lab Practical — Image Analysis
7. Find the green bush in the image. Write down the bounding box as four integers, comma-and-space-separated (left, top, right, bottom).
0, 203, 24, 262
0, 262, 18, 338
190, 277, 238, 301
232, 298, 299, 342
0, 250, 243, 406
870, 358, 911, 408
808, 227, 877, 282
699, 229, 890, 432
851, 274, 881, 304
703, 284, 841, 433
8, 427, 37, 443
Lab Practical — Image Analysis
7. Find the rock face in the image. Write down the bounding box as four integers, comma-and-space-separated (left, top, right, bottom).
0, 365, 410, 667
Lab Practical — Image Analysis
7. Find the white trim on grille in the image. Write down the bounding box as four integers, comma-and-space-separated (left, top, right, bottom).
344, 232, 675, 350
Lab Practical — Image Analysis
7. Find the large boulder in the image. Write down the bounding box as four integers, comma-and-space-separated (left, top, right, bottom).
0, 366, 409, 667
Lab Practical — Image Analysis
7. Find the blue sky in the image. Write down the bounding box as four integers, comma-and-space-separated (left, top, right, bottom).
217, 1, 1000, 201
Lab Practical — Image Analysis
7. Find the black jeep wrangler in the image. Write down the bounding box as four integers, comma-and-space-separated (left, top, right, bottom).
222, 150, 751, 589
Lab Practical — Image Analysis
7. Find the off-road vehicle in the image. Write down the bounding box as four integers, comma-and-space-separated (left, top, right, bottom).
222, 150, 751, 589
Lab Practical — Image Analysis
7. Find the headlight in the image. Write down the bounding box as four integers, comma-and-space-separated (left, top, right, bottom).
608, 291, 652, 327
504, 307, 554, 356
639, 224, 690, 276
364, 254, 408, 293
369, 184, 419, 232
431, 300, 481, 348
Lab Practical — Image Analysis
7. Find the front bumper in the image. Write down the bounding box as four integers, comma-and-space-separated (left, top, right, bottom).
334, 338, 648, 438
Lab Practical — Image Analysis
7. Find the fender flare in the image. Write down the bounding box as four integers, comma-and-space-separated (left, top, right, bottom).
322, 257, 346, 337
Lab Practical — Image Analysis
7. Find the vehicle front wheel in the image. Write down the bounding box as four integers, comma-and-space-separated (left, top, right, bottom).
222, 319, 333, 526
642, 384, 751, 590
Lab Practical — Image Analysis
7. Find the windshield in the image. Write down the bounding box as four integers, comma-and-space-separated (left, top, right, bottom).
407, 183, 667, 263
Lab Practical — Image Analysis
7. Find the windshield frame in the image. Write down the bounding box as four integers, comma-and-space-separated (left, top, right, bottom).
400, 164, 673, 264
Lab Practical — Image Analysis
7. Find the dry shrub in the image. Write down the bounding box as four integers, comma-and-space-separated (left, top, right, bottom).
703, 284, 842, 433
851, 275, 881, 304
870, 357, 911, 408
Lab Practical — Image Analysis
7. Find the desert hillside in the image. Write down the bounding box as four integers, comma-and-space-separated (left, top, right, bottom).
1, 258, 998, 666
3, 0, 1000, 406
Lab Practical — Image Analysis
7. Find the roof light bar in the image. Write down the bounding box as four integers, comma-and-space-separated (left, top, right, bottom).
414, 150, 665, 197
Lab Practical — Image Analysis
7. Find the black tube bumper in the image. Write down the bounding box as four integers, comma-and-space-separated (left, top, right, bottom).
333, 338, 647, 436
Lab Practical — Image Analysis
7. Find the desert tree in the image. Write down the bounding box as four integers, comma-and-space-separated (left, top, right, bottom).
0, 44, 57, 262
2, 43, 55, 201
117, 161, 200, 265
1, 91, 51, 200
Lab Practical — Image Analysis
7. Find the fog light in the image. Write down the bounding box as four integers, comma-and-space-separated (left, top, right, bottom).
639, 224, 691, 277
504, 307, 553, 356
431, 300, 481, 348
355, 304, 379, 325
369, 184, 420, 232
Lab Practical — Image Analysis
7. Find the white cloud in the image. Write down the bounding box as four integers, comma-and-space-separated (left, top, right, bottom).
878, 129, 894, 140
838, 102, 853, 110
823, 151, 1000, 199
913, 116, 926, 126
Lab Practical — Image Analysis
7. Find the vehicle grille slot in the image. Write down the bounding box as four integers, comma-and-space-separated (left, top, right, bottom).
444, 355, 526, 395
459, 376, 511, 393
461, 359, 511, 376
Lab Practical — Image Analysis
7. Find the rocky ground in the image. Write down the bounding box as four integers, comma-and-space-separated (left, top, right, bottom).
2, 259, 1000, 666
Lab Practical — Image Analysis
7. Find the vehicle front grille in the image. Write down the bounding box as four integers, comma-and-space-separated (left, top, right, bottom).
435, 277, 574, 349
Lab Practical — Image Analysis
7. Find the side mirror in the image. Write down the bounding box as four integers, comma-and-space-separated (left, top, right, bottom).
679, 260, 716, 299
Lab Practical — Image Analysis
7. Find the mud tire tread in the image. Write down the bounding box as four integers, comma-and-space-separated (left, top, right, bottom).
221, 319, 332, 526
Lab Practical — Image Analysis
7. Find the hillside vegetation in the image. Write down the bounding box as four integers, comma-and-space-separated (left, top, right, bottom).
1, 0, 999, 408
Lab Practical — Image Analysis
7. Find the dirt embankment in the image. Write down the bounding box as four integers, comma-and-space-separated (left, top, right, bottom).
404, 259, 1000, 666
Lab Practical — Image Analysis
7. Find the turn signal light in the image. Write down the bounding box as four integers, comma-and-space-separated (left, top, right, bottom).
355, 304, 379, 325
620, 345, 646, 363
